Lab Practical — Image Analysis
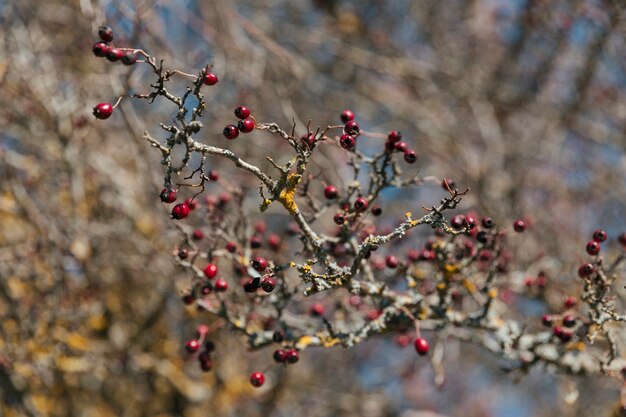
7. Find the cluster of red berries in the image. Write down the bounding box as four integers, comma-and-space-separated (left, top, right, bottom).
577, 229, 608, 278
338, 109, 360, 151
243, 257, 277, 293
223, 106, 255, 139
385, 130, 418, 164
184, 325, 215, 372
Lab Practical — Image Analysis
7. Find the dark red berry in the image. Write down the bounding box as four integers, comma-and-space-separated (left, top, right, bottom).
252, 257, 267, 272
250, 236, 262, 249
310, 303, 325, 316
106, 48, 123, 62
185, 339, 200, 353
261, 277, 276, 293
223, 124, 239, 140
339, 134, 356, 150
192, 229, 204, 240
181, 293, 195, 305
250, 372, 265, 387
563, 296, 577, 309
387, 130, 402, 143
577, 263, 595, 278
203, 72, 218, 86
273, 349, 287, 363
301, 133, 316, 149
371, 205, 382, 216
450, 214, 467, 230
340, 109, 355, 123
384, 140, 396, 153
92, 41, 110, 57
98, 26, 114, 42
354, 197, 368, 212
333, 213, 345, 225
93, 102, 113, 119
403, 150, 417, 163
592, 229, 607, 243
238, 118, 255, 133
324, 185, 338, 199
204, 263, 218, 279
178, 248, 189, 259
586, 241, 600, 255
243, 278, 259, 293
198, 352, 213, 371
272, 330, 285, 343
208, 170, 219, 181
160, 187, 177, 203
171, 203, 190, 220
481, 217, 494, 229
234, 106, 251, 119
513, 220, 526, 232
214, 278, 228, 292
562, 314, 576, 328
414, 338, 429, 355
344, 120, 360, 135
226, 241, 237, 253
385, 255, 398, 269
286, 349, 299, 364
120, 51, 137, 66
541, 314, 553, 327
619, 232, 626, 246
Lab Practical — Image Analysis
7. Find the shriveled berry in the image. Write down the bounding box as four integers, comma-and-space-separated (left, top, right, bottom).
403, 150, 417, 164
354, 197, 369, 212
238, 118, 255, 133
371, 205, 382, 216
203, 263, 218, 279
203, 72, 218, 86
592, 229, 607, 243
340, 109, 355, 123
223, 124, 239, 139
513, 220, 526, 232
385, 255, 398, 269
339, 134, 356, 150
252, 257, 268, 272
333, 213, 345, 225
93, 102, 113, 119
214, 278, 228, 292
261, 277, 276, 293
344, 120, 360, 135
250, 372, 265, 387
98, 26, 114, 42
285, 349, 299, 363
414, 337, 429, 355
324, 185, 338, 199
185, 339, 200, 353
121, 51, 137, 65
234, 106, 251, 119
450, 214, 466, 230
92, 41, 110, 57
387, 130, 402, 143
171, 203, 190, 220
160, 187, 177, 203
577, 263, 595, 278
586, 241, 600, 255
273, 349, 287, 363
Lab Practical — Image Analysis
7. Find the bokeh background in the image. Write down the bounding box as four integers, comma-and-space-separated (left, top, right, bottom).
1, 0, 626, 416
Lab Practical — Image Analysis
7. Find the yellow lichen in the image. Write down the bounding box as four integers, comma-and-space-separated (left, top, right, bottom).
488, 288, 498, 299
463, 279, 477, 293
277, 173, 301, 215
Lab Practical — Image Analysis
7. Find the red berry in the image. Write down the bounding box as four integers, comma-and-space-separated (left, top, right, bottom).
414, 337, 429, 355
203, 72, 218, 86
98, 26, 114, 42
243, 277, 259, 293
196, 324, 210, 337
563, 296, 577, 309
577, 263, 595, 278
250, 372, 265, 387
592, 229, 607, 243
204, 263, 218, 279
198, 352, 213, 372
310, 303, 325, 316
340, 109, 355, 123
181, 293, 195, 305
385, 255, 398, 269
395, 334, 411, 347
273, 349, 287, 363
301, 133, 316, 149
586, 241, 600, 255
178, 248, 189, 259
185, 339, 200, 353
403, 150, 417, 164
120, 51, 137, 65
371, 205, 382, 216
387, 130, 402, 143
513, 220, 526, 232
223, 124, 239, 139
238, 118, 255, 133
254, 221, 267, 234
450, 214, 467, 230
324, 185, 338, 199
562, 314, 576, 328
226, 241, 237, 253
192, 229, 204, 240
333, 213, 345, 225
106, 48, 123, 62
354, 197, 369, 212
619, 232, 626, 246
481, 217, 494, 229
541, 314, 553, 327
214, 278, 228, 292
268, 234, 281, 250
92, 41, 110, 57
394, 141, 408, 153
171, 203, 190, 220
252, 257, 267, 272
261, 277, 276, 293
339, 134, 356, 150
344, 121, 360, 135
250, 235, 262, 248
160, 187, 177, 203
286, 349, 299, 364
234, 106, 251, 119
384, 140, 396, 153
93, 102, 113, 119
208, 170, 219, 181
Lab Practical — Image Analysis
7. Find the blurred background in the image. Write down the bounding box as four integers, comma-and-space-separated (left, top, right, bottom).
1, 0, 626, 416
